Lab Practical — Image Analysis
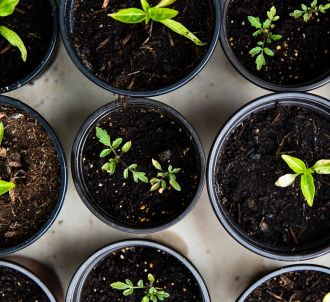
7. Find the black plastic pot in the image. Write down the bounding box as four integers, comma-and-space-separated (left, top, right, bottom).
207, 92, 330, 261
237, 264, 330, 301
0, 95, 67, 256
0, 0, 59, 94
72, 98, 205, 233
219, 0, 330, 91
66, 239, 211, 302
0, 259, 56, 301
59, 0, 221, 97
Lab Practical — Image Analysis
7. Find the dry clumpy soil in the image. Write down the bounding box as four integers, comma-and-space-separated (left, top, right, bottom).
216, 105, 330, 250
246, 270, 330, 301
81, 246, 203, 301
0, 0, 53, 90
0, 266, 49, 302
0, 104, 61, 249
226, 0, 330, 85
81, 104, 200, 228
70, 0, 215, 91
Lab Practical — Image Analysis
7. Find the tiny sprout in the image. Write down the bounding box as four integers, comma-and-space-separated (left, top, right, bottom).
248, 6, 282, 70
0, 122, 4, 145
275, 154, 330, 207
290, 0, 330, 22
109, 0, 205, 46
324, 292, 330, 302
111, 273, 170, 302
0, 0, 27, 61
150, 159, 181, 193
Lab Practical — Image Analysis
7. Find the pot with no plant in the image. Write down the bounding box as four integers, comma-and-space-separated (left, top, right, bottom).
60, 0, 220, 97
237, 265, 330, 302
0, 0, 58, 93
0, 95, 67, 256
207, 92, 330, 260
0, 259, 56, 301
72, 98, 205, 233
66, 239, 210, 302
220, 0, 330, 91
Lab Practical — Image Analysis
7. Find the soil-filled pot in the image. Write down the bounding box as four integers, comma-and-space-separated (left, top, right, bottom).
237, 264, 330, 301
66, 239, 210, 302
60, 0, 220, 97
0, 259, 56, 301
220, 0, 330, 91
0, 0, 58, 93
72, 98, 205, 233
0, 96, 67, 255
207, 92, 330, 261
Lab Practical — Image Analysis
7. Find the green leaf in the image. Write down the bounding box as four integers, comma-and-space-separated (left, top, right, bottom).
271, 34, 282, 41
169, 179, 181, 191
249, 46, 262, 56
253, 29, 263, 36
171, 168, 181, 174
109, 8, 146, 24
123, 288, 134, 296
301, 173, 315, 207
148, 274, 155, 283
247, 16, 262, 28
111, 282, 130, 290
148, 7, 178, 21
161, 180, 167, 189
267, 6, 277, 19
129, 164, 137, 170
0, 122, 4, 146
107, 160, 117, 174
123, 168, 129, 179
255, 52, 266, 70
311, 0, 317, 8
160, 19, 205, 46
313, 159, 330, 174
112, 138, 123, 149
263, 19, 271, 29
275, 174, 298, 187
126, 279, 133, 287
141, 0, 150, 11
122, 141, 132, 153
290, 10, 304, 18
156, 0, 177, 7
157, 291, 170, 299
0, 26, 27, 62
301, 4, 308, 11
150, 181, 160, 191
142, 297, 150, 302
264, 47, 274, 56
281, 154, 306, 174
272, 15, 280, 21
303, 12, 310, 21
100, 149, 111, 158
0, 180, 15, 196
152, 159, 162, 171
0, 0, 19, 17
137, 279, 144, 288
96, 127, 111, 146
132, 171, 148, 183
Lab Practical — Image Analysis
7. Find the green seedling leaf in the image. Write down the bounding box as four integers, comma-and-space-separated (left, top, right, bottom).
148, 7, 178, 21
0, 0, 19, 17
96, 127, 111, 146
271, 34, 282, 41
281, 154, 306, 174
291, 0, 328, 21
123, 168, 129, 179
248, 16, 262, 28
152, 159, 162, 171
0, 26, 27, 61
264, 47, 274, 56
275, 174, 298, 187
109, 8, 146, 23
112, 138, 123, 149
156, 0, 177, 7
313, 159, 330, 174
100, 149, 111, 157
0, 122, 4, 146
122, 141, 132, 153
255, 53, 265, 70
0, 179, 15, 196
169, 179, 181, 191
301, 173, 315, 207
268, 6, 277, 19
142, 297, 150, 302
148, 274, 155, 283
249, 47, 262, 56
111, 282, 131, 290
141, 0, 150, 11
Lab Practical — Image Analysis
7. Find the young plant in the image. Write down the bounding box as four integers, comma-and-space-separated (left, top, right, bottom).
0, 0, 27, 61
150, 159, 181, 193
290, 0, 330, 22
275, 154, 330, 207
248, 6, 282, 70
96, 127, 148, 183
109, 0, 205, 46
324, 293, 330, 302
111, 273, 170, 302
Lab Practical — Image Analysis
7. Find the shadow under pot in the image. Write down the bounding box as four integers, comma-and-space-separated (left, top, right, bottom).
0, 259, 56, 301
220, 0, 330, 91
0, 0, 58, 93
66, 239, 210, 302
72, 99, 205, 233
0, 95, 67, 256
60, 0, 220, 97
237, 264, 330, 302
207, 92, 330, 261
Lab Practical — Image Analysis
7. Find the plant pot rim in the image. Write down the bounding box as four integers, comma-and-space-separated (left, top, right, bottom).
219, 0, 330, 92
59, 0, 221, 97
207, 92, 330, 261
66, 239, 211, 302
0, 95, 68, 256
71, 98, 205, 233
237, 264, 330, 301
0, 0, 59, 94
0, 259, 56, 301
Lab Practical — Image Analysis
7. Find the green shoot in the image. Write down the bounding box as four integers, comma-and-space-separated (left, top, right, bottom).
248, 6, 282, 70
324, 293, 330, 302
96, 127, 148, 183
111, 273, 170, 302
150, 159, 181, 193
0, 0, 27, 61
0, 122, 4, 146
108, 0, 205, 46
290, 0, 330, 21
275, 154, 330, 207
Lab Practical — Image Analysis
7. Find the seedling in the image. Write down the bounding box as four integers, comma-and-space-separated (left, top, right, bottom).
324, 292, 330, 302
0, 122, 4, 146
0, 0, 27, 61
96, 127, 148, 183
275, 154, 330, 207
109, 0, 205, 46
290, 0, 330, 22
150, 159, 181, 193
111, 273, 170, 302
248, 6, 282, 70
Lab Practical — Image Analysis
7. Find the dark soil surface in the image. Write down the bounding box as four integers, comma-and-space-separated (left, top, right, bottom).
81, 104, 201, 228
226, 0, 330, 85
0, 0, 53, 90
0, 104, 61, 249
215, 104, 330, 250
246, 270, 330, 301
81, 246, 203, 301
70, 0, 215, 91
